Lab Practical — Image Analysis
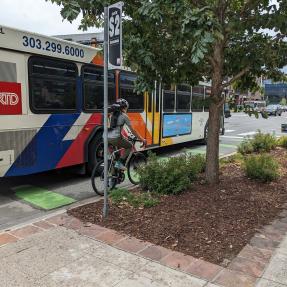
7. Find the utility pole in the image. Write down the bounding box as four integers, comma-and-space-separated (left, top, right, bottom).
103, 2, 123, 218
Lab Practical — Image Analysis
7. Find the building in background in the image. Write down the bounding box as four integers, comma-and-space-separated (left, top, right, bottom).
230, 76, 264, 105
263, 80, 287, 104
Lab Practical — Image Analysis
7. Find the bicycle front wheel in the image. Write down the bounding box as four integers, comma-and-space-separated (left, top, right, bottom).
127, 153, 147, 185
91, 160, 116, 196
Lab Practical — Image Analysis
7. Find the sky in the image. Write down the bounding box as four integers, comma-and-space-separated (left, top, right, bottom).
0, 0, 100, 36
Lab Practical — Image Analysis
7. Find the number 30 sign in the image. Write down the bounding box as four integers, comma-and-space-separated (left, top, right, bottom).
108, 2, 123, 70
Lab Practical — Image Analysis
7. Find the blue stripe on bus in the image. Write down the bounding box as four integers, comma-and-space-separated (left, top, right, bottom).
5, 114, 80, 177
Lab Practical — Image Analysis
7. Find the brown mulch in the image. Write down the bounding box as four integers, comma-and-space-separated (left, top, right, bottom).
69, 148, 287, 265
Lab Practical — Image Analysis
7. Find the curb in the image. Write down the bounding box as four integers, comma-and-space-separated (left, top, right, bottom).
219, 151, 237, 159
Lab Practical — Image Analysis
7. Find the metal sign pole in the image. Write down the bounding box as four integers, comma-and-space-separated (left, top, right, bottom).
103, 1, 123, 218
103, 5, 109, 218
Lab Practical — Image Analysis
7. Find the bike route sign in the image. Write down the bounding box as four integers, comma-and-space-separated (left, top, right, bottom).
108, 2, 123, 70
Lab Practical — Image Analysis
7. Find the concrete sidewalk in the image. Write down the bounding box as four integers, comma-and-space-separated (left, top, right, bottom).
256, 235, 287, 287
0, 226, 209, 287
1, 210, 287, 287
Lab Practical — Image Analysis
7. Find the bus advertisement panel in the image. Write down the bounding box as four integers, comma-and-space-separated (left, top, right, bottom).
162, 114, 192, 138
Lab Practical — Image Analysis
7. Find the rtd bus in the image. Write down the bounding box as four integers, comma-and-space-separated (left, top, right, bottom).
0, 25, 210, 177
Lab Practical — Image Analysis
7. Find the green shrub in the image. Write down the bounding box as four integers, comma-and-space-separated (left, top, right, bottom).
186, 154, 206, 180
138, 153, 205, 195
278, 136, 287, 148
251, 131, 277, 152
109, 188, 159, 208
244, 154, 279, 182
238, 131, 277, 154
238, 139, 254, 155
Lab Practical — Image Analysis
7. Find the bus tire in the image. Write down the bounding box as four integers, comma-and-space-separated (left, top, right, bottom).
87, 132, 103, 175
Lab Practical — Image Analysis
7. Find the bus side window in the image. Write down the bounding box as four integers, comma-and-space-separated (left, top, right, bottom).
163, 84, 175, 112
119, 71, 144, 111
176, 84, 191, 112
204, 86, 211, 112
191, 85, 204, 112
29, 57, 77, 113
82, 65, 115, 111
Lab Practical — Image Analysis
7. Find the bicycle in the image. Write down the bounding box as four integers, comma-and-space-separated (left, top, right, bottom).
91, 136, 147, 196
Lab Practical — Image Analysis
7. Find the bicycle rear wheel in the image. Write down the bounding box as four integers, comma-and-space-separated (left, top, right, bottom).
127, 153, 147, 185
91, 160, 116, 196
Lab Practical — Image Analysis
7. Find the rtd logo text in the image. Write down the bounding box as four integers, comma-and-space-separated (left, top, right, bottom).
0, 93, 19, 106
0, 82, 22, 115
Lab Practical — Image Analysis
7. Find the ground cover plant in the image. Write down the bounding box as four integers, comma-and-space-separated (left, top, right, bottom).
109, 188, 159, 208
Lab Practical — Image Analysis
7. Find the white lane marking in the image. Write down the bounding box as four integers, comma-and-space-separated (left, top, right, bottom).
220, 135, 244, 139
225, 130, 235, 133
238, 131, 257, 136
231, 114, 248, 117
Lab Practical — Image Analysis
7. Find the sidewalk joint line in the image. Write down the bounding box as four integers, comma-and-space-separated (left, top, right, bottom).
135, 242, 153, 254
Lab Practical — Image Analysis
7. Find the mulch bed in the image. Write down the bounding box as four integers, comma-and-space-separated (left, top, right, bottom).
69, 148, 287, 266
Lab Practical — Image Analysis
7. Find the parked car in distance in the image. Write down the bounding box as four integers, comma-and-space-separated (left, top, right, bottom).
244, 100, 266, 112
264, 104, 282, 116
275, 104, 284, 115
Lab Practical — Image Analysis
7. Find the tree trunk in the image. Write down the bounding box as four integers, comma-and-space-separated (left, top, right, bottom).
205, 101, 221, 184
205, 40, 224, 184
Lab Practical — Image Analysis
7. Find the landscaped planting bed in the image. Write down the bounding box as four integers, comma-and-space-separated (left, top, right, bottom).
69, 148, 287, 266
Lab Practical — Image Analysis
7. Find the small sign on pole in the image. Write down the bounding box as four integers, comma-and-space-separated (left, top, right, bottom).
103, 1, 123, 218
108, 2, 123, 70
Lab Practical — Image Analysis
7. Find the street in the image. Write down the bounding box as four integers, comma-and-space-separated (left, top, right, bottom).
0, 112, 287, 230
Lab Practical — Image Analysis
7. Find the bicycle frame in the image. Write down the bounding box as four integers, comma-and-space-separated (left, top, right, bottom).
91, 138, 146, 194
108, 142, 137, 174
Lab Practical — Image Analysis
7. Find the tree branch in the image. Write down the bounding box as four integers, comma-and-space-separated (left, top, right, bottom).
223, 67, 250, 87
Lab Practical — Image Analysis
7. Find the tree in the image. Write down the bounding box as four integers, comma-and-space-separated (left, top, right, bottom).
48, 0, 287, 184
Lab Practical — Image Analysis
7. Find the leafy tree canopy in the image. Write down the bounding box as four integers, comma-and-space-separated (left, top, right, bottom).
48, 0, 287, 93
48, 0, 287, 184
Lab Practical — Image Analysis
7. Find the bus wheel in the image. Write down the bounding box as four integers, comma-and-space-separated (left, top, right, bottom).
87, 133, 103, 175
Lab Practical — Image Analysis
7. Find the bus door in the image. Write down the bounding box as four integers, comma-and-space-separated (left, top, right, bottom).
146, 82, 160, 146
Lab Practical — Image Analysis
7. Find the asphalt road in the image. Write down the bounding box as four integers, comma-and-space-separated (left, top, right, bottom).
1, 112, 287, 230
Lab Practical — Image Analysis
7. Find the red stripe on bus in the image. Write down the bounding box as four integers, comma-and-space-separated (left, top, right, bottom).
56, 113, 102, 169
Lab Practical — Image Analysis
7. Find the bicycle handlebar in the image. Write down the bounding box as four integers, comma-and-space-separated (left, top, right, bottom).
128, 136, 141, 143
128, 136, 146, 148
